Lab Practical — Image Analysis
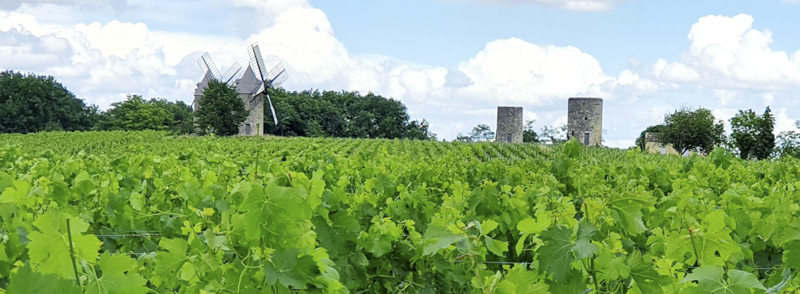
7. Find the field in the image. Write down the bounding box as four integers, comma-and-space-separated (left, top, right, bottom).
0, 131, 798, 293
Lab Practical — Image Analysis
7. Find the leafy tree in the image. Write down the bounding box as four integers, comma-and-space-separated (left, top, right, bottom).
777, 120, 800, 159
96, 96, 194, 134
659, 106, 725, 155
635, 124, 667, 152
752, 107, 775, 160
469, 124, 495, 142
0, 70, 100, 133
96, 95, 171, 131
540, 125, 567, 144
729, 109, 759, 159
195, 80, 249, 136
523, 120, 539, 143
264, 88, 433, 140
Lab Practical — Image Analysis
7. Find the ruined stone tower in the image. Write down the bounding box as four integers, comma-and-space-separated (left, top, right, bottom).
567, 98, 603, 146
496, 106, 523, 143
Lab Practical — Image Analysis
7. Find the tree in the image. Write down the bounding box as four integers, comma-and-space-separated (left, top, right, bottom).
776, 120, 800, 158
540, 125, 567, 144
263, 88, 434, 140
752, 107, 775, 160
729, 109, 759, 159
195, 80, 249, 136
523, 120, 539, 143
659, 106, 724, 155
0, 70, 99, 133
635, 124, 667, 152
96, 96, 194, 134
96, 95, 171, 131
469, 124, 495, 142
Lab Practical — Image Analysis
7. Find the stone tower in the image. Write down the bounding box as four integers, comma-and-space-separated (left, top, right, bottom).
567, 98, 603, 146
496, 106, 523, 143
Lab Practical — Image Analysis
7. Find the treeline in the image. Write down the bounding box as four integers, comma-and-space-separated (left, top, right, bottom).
264, 88, 435, 140
0, 70, 434, 140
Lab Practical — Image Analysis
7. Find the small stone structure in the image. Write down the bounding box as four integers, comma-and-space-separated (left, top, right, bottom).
644, 132, 680, 155
193, 66, 264, 136
567, 97, 603, 146
496, 106, 523, 143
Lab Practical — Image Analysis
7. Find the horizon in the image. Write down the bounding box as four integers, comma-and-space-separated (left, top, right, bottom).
2, 0, 800, 148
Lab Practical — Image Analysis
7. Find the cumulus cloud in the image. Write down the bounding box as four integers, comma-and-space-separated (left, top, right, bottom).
441, 0, 627, 11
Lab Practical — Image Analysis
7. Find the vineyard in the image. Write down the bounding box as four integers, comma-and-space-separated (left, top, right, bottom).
1, 131, 799, 293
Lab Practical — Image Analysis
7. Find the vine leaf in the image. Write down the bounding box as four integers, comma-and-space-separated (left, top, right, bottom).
27, 211, 101, 279
7, 264, 81, 294
85, 253, 148, 294
263, 248, 319, 289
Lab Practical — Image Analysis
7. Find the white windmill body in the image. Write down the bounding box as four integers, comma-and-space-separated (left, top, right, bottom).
193, 45, 287, 136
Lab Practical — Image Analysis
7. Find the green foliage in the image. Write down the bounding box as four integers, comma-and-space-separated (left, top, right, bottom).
730, 107, 775, 160
660, 106, 725, 155
523, 119, 539, 143
95, 95, 190, 133
195, 79, 249, 136
540, 124, 567, 144
0, 70, 100, 134
264, 88, 435, 140
0, 131, 798, 293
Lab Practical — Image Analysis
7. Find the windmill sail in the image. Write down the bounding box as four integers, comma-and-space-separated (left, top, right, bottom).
248, 42, 285, 125
222, 62, 243, 84
197, 53, 222, 81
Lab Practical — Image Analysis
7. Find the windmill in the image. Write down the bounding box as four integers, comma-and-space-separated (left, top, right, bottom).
193, 53, 243, 110
248, 42, 288, 125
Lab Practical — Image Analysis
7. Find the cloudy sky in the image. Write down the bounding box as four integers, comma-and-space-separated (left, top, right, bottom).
2, 0, 800, 147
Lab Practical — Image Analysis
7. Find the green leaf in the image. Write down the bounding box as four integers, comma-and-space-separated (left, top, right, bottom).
27, 211, 101, 279
129, 192, 144, 211
7, 264, 81, 294
312, 211, 360, 259
263, 249, 320, 289
783, 241, 800, 269
481, 219, 499, 235
766, 268, 792, 294
497, 265, 549, 294
154, 238, 189, 282
85, 253, 148, 294
517, 215, 551, 235
546, 269, 586, 294
240, 182, 312, 244
484, 236, 508, 256
681, 266, 766, 294
537, 225, 574, 282
423, 225, 466, 256
574, 222, 598, 259
609, 199, 648, 235
627, 250, 667, 294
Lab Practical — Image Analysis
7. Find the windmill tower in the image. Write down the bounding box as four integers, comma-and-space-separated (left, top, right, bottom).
193, 44, 288, 136
247, 42, 288, 132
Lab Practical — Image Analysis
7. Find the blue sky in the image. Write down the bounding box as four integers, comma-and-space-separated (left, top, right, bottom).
2, 0, 800, 147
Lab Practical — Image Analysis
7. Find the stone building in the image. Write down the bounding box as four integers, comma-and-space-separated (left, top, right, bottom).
496, 106, 523, 143
644, 132, 680, 155
193, 66, 264, 136
567, 97, 603, 146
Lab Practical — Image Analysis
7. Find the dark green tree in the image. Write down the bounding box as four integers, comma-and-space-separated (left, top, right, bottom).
752, 106, 775, 160
777, 120, 800, 159
660, 106, 725, 155
196, 80, 249, 136
96, 95, 171, 131
96, 96, 194, 134
263, 88, 433, 140
523, 120, 539, 143
729, 109, 760, 160
540, 125, 567, 144
635, 124, 667, 152
0, 70, 99, 133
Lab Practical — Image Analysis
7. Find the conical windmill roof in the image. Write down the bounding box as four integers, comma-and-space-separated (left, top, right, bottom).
236, 66, 262, 95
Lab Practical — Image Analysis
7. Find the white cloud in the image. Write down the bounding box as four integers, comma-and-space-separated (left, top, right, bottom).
441, 0, 627, 11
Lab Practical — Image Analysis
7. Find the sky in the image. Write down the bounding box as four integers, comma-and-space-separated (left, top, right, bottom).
2, 0, 800, 148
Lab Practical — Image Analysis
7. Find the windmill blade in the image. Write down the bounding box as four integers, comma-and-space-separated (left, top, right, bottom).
265, 93, 278, 125
222, 62, 243, 84
197, 53, 222, 81
248, 43, 267, 82
266, 62, 288, 88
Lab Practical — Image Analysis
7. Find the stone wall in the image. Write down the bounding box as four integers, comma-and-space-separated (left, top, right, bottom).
238, 93, 264, 136
567, 98, 603, 146
496, 106, 523, 143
